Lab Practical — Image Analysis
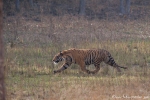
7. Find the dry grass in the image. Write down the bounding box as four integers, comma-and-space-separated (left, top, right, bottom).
7, 74, 150, 100
5, 39, 150, 100
4, 14, 150, 47
4, 7, 150, 100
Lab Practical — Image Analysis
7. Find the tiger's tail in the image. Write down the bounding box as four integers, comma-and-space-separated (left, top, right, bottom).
105, 54, 127, 72
114, 64, 127, 72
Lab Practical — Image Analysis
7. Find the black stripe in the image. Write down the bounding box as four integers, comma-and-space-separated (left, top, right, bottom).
90, 53, 92, 63
70, 56, 72, 62
107, 58, 111, 63
66, 55, 72, 62
59, 57, 63, 61
63, 65, 68, 69
65, 63, 69, 66
111, 61, 115, 66
68, 55, 72, 62
107, 56, 116, 66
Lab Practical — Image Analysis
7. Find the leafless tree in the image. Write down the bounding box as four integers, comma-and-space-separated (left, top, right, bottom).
79, 0, 86, 15
15, 0, 34, 12
0, 0, 5, 100
120, 0, 131, 15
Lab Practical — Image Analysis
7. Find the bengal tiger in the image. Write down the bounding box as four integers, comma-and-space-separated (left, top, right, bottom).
52, 48, 127, 74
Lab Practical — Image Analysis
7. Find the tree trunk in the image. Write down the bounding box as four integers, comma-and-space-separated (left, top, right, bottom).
15, 0, 20, 12
79, 0, 85, 15
126, 0, 130, 14
16, 0, 35, 12
120, 0, 125, 15
0, 0, 5, 100
120, 0, 130, 15
29, 0, 34, 8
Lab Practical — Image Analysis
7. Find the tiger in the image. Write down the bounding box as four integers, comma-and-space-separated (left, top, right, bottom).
52, 48, 127, 74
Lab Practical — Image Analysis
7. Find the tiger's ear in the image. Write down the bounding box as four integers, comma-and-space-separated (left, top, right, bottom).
60, 51, 63, 56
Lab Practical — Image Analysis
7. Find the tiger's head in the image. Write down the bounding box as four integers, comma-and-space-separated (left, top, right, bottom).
52, 51, 64, 64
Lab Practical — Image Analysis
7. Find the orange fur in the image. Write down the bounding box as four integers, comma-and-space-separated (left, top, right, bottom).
53, 48, 127, 74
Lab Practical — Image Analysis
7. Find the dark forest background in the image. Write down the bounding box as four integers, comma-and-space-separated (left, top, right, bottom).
3, 0, 150, 20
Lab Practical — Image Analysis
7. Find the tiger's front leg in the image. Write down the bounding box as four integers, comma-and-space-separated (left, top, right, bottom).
54, 63, 70, 74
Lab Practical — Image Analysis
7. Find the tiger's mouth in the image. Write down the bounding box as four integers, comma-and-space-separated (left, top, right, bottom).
53, 59, 59, 63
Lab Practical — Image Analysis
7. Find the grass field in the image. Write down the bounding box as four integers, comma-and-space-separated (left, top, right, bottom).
6, 73, 150, 100
6, 40, 150, 100
4, 14, 150, 99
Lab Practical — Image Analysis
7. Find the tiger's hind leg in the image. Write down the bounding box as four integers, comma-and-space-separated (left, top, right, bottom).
82, 65, 100, 74
79, 62, 100, 74
89, 64, 100, 74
